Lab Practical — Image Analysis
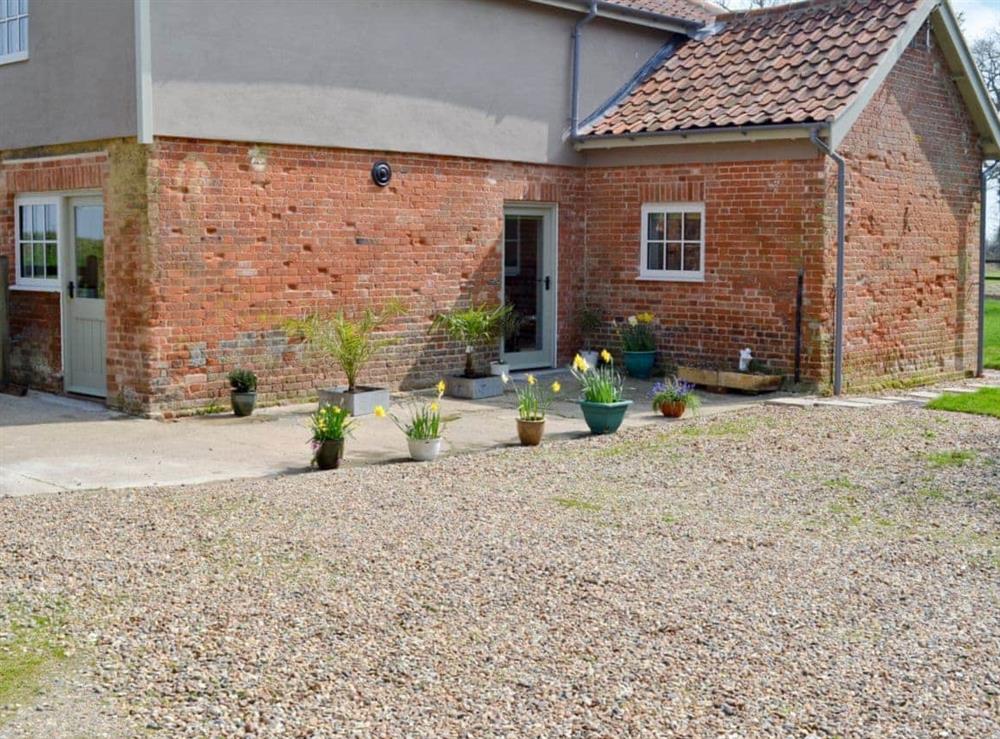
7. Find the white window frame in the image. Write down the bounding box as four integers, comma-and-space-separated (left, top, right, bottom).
13, 195, 61, 291
639, 202, 706, 282
0, 0, 29, 65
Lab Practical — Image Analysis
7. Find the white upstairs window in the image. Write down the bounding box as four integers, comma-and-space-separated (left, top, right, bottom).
0, 0, 28, 65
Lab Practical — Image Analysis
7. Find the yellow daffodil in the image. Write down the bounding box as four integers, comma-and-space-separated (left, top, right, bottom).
374, 405, 386, 418
572, 354, 589, 372
551, 381, 561, 393
637, 311, 654, 324
527, 374, 536, 385
600, 349, 613, 364
436, 380, 446, 396
430, 402, 439, 413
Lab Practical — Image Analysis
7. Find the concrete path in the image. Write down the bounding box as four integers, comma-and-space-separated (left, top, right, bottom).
765, 371, 1000, 410
0, 373, 773, 497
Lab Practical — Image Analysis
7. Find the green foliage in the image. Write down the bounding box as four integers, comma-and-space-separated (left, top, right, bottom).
227, 368, 257, 393
310, 404, 355, 442
576, 305, 603, 349
925, 450, 977, 468
926, 388, 1000, 419
617, 313, 656, 352
505, 374, 562, 420
379, 382, 446, 440
553, 497, 601, 512
571, 352, 624, 404
432, 304, 512, 377
285, 300, 405, 391
0, 605, 68, 711
649, 379, 700, 411
983, 299, 999, 370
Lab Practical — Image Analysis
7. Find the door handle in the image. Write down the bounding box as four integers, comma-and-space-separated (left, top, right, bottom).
544, 276, 551, 291
67, 281, 74, 299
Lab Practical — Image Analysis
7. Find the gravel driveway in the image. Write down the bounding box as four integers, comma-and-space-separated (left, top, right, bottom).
1, 404, 998, 737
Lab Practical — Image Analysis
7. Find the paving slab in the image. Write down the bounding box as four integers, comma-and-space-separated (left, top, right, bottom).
1, 376, 776, 496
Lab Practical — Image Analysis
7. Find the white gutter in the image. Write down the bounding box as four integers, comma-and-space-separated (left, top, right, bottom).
134, 0, 153, 145
528, 0, 701, 34
575, 123, 817, 150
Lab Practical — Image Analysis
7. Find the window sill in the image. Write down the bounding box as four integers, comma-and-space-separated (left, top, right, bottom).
10, 283, 61, 293
0, 51, 29, 66
637, 273, 705, 283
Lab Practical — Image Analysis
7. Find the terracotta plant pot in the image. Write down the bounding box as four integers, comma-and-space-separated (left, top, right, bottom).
408, 436, 442, 462
516, 418, 545, 446
659, 401, 686, 418
315, 439, 344, 470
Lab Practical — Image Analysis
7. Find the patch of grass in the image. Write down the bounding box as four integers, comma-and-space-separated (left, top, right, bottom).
553, 497, 601, 512
679, 416, 761, 439
926, 388, 1000, 419
925, 450, 977, 468
986, 299, 1000, 370
911, 486, 948, 503
661, 513, 680, 525
193, 400, 226, 416
0, 606, 69, 712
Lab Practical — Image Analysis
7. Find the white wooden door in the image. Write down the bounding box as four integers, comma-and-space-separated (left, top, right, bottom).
64, 198, 107, 397
501, 205, 558, 370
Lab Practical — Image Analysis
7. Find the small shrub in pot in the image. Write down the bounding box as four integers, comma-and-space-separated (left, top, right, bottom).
228, 369, 258, 417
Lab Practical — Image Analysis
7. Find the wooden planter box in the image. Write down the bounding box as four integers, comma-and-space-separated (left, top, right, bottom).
678, 366, 783, 394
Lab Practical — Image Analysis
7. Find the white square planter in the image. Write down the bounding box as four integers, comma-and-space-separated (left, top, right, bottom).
445, 374, 504, 399
318, 386, 390, 416
490, 362, 510, 377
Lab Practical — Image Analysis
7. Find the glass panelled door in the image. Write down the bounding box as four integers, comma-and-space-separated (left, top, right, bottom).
65, 198, 107, 397
502, 205, 557, 370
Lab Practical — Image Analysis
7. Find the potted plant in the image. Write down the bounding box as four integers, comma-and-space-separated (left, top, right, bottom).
649, 378, 700, 418
284, 300, 405, 416
576, 305, 602, 369
617, 312, 657, 379
501, 373, 561, 446
309, 403, 355, 470
227, 369, 258, 416
432, 303, 512, 399
570, 350, 632, 435
375, 380, 446, 462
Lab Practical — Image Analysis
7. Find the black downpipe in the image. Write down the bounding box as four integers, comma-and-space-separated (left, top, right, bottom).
794, 268, 804, 384
979, 161, 999, 377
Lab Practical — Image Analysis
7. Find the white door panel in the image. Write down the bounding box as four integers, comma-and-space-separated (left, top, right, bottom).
65, 199, 107, 397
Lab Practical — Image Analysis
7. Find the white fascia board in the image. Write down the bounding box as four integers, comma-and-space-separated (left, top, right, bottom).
930, 1, 1000, 157
526, 0, 697, 33
574, 125, 815, 150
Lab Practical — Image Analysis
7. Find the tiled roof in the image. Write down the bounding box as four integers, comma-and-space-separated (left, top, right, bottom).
604, 0, 723, 24
582, 0, 923, 137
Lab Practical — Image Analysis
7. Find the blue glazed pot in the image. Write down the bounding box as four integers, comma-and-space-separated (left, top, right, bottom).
623, 350, 656, 379
579, 399, 633, 435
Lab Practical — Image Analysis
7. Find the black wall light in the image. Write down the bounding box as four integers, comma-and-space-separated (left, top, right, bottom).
371, 160, 392, 187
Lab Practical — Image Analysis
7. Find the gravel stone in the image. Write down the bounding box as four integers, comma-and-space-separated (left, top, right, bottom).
0, 403, 998, 736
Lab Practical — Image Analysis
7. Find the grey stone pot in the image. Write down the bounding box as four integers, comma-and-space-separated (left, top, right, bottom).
318, 386, 390, 416
231, 391, 257, 417
445, 374, 505, 399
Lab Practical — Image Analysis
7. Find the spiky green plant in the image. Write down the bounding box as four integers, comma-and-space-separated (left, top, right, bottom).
284, 300, 405, 392
432, 303, 512, 378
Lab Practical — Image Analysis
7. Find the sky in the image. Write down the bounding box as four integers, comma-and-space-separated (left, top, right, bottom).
951, 0, 1000, 44
719, 0, 1000, 44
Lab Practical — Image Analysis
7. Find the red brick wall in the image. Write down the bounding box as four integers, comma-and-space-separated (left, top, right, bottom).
0, 144, 152, 405
833, 34, 983, 389
582, 160, 828, 378
145, 139, 585, 414
0, 153, 109, 392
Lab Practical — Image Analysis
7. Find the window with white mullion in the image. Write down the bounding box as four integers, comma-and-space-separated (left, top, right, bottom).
14, 198, 60, 289
0, 0, 28, 64
639, 202, 705, 281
